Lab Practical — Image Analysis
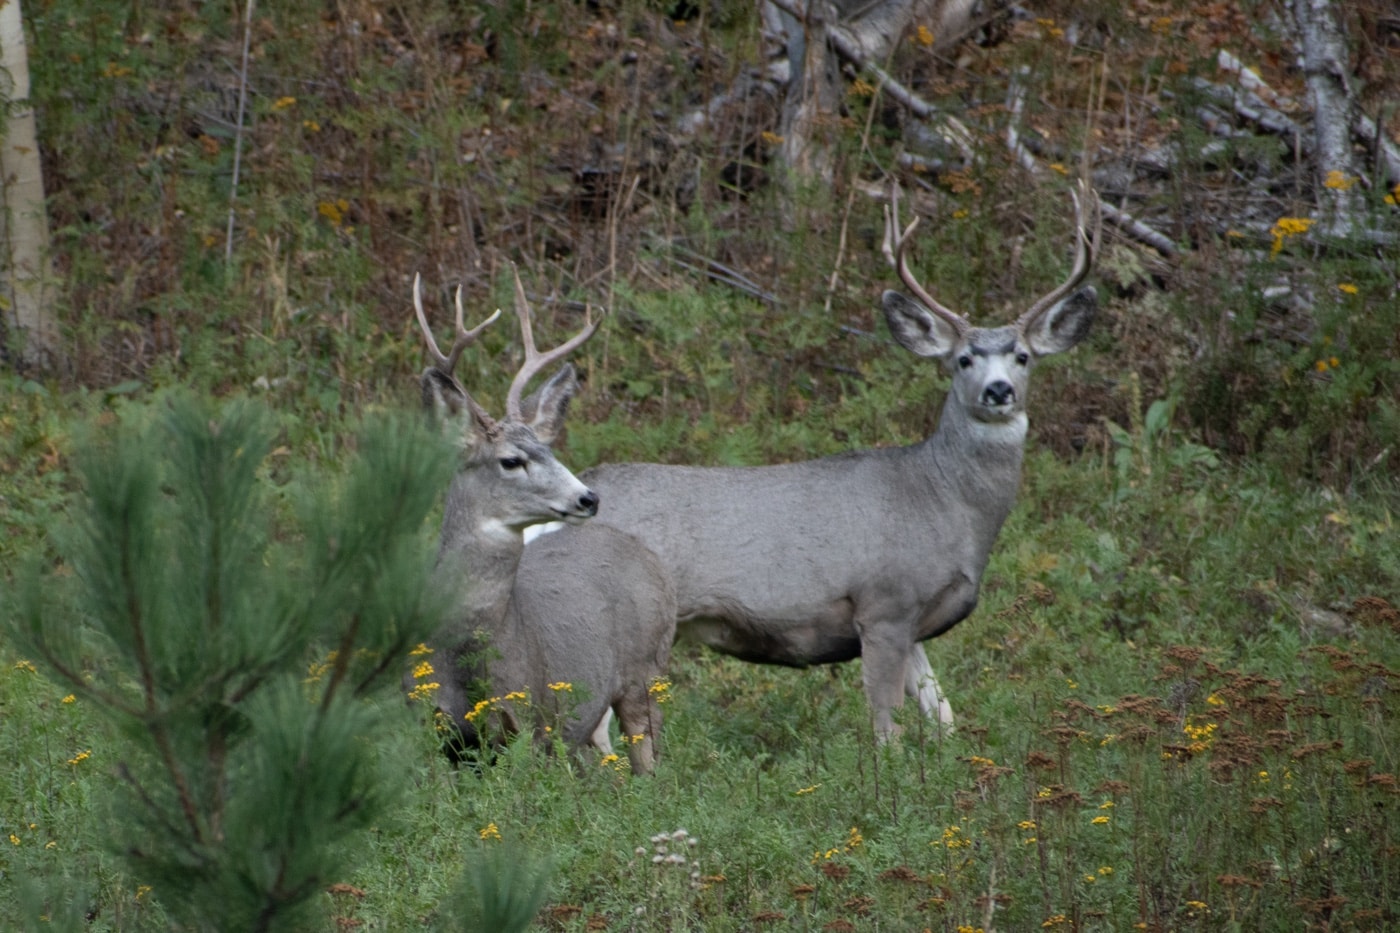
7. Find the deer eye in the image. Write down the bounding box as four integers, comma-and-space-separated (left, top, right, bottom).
499, 456, 526, 471
957, 355, 973, 370
1015, 351, 1030, 366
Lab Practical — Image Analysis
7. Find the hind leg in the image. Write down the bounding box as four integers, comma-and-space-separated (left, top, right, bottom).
613, 691, 661, 775
904, 644, 955, 733
589, 708, 615, 755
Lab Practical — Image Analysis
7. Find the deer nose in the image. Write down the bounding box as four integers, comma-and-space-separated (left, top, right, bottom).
982, 381, 1015, 407
578, 490, 600, 516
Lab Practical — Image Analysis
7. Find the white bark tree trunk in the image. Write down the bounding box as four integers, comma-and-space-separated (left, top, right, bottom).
766, 0, 969, 191
0, 0, 62, 372
1291, 0, 1362, 237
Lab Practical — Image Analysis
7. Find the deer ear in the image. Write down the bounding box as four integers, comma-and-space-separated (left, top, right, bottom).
882, 290, 961, 359
421, 369, 497, 449
519, 364, 579, 446
1025, 286, 1096, 357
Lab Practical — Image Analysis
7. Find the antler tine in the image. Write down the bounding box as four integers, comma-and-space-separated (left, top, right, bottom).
412, 272, 501, 375
1017, 179, 1101, 329
504, 264, 604, 421
881, 184, 969, 334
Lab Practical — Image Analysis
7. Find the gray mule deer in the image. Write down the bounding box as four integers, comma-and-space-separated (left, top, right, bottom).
410, 271, 675, 774
581, 182, 1100, 740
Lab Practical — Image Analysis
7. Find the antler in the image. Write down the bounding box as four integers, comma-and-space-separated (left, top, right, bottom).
1016, 178, 1101, 330
504, 264, 603, 421
412, 272, 502, 376
882, 184, 969, 336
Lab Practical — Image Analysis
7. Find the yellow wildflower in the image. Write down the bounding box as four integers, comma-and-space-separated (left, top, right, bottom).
62, 694, 76, 704
271, 96, 297, 111
409, 643, 433, 656
1269, 216, 1313, 257
1091, 815, 1110, 825
406, 682, 439, 702
795, 784, 821, 795
547, 681, 573, 692
1337, 283, 1357, 295
67, 750, 92, 766
1322, 170, 1357, 190
915, 25, 935, 47
478, 822, 502, 841
13, 659, 37, 673
412, 661, 435, 680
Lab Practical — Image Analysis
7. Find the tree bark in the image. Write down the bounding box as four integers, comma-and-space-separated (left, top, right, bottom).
1291, 0, 1362, 236
0, 0, 62, 373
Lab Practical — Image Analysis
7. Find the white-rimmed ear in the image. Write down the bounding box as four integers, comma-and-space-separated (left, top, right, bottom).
518, 364, 579, 446
883, 290, 962, 360
1024, 286, 1097, 357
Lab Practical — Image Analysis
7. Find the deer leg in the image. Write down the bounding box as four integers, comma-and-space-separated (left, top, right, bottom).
589, 708, 615, 755
614, 691, 661, 775
904, 644, 955, 733
855, 620, 913, 743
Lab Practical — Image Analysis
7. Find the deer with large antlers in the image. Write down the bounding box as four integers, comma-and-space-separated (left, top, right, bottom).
575, 182, 1100, 740
408, 269, 675, 774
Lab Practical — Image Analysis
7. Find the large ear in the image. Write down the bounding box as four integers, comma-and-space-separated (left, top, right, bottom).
421, 369, 497, 449
1024, 286, 1096, 357
518, 363, 579, 445
882, 290, 962, 359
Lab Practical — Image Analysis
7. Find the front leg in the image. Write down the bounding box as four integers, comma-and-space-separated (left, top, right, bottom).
855, 620, 914, 743
904, 643, 955, 733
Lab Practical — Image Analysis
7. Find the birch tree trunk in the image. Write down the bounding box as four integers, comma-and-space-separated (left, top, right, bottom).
1291, 0, 1362, 237
0, 0, 62, 372
766, 0, 971, 203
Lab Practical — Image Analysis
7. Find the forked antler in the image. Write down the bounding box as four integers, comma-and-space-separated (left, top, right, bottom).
882, 184, 970, 337
503, 264, 603, 421
412, 272, 502, 376
1016, 178, 1101, 330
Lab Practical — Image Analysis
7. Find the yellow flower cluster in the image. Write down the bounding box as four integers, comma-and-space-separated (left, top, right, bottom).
1270, 216, 1313, 257
1183, 718, 1217, 753
914, 25, 935, 47
1322, 170, 1357, 190
648, 678, 672, 703
463, 690, 528, 722
478, 822, 502, 841
933, 825, 973, 849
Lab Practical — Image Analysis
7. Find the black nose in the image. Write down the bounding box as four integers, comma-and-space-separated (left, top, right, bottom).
578, 490, 600, 516
982, 381, 1015, 406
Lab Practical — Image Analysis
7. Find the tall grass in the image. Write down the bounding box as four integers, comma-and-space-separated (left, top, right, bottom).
4, 0, 1398, 928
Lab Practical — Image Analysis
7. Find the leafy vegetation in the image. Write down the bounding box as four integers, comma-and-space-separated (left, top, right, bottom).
3, 0, 1398, 929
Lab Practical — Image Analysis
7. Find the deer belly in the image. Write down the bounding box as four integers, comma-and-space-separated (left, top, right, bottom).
679, 603, 861, 668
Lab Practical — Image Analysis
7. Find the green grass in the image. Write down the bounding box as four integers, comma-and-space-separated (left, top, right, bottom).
4, 403, 1397, 929
6, 0, 1400, 927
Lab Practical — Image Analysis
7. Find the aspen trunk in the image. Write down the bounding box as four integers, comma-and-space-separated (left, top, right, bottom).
0, 0, 62, 372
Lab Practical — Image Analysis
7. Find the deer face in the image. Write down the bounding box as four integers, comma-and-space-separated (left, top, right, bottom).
882, 287, 1097, 425
427, 364, 599, 534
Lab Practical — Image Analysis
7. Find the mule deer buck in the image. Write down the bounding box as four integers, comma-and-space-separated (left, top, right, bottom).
580, 182, 1100, 740
409, 270, 676, 774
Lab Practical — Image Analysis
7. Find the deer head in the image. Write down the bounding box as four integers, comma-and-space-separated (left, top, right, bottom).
881, 180, 1101, 426
413, 267, 604, 531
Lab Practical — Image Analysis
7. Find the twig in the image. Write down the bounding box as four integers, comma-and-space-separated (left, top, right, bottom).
1007, 69, 1178, 258
225, 0, 256, 268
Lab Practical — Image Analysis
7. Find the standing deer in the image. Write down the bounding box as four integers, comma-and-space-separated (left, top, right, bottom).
580, 182, 1100, 740
410, 270, 675, 774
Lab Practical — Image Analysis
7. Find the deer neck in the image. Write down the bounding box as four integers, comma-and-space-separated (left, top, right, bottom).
921, 394, 1028, 536
436, 479, 527, 632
